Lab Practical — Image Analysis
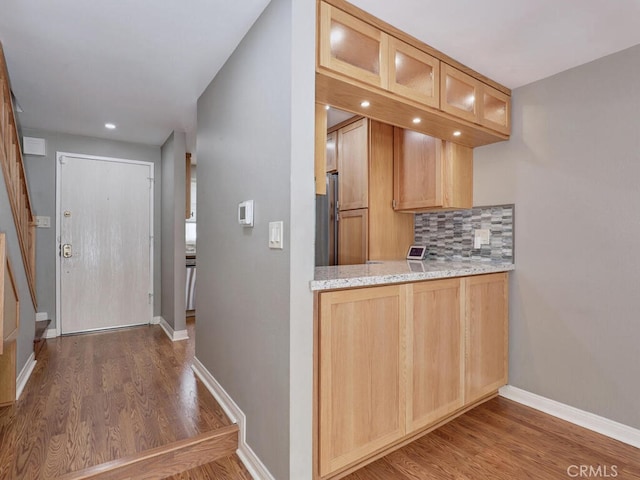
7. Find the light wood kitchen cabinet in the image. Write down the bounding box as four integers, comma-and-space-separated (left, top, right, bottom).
464, 272, 509, 404
388, 36, 440, 109
338, 118, 368, 210
407, 279, 464, 432
326, 130, 337, 172
316, 2, 512, 146
318, 285, 406, 476
316, 273, 509, 478
334, 118, 413, 264
480, 84, 510, 135
315, 103, 329, 195
337, 208, 368, 265
393, 127, 472, 211
319, 2, 388, 90
441, 63, 511, 135
440, 63, 479, 123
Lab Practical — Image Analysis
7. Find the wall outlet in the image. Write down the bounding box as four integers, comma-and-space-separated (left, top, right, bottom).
35, 216, 51, 228
474, 228, 490, 248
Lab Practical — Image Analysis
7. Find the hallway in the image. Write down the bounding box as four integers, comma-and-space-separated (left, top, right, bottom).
0, 319, 247, 479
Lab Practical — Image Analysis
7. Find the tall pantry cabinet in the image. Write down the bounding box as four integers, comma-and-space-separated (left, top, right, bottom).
334, 117, 414, 264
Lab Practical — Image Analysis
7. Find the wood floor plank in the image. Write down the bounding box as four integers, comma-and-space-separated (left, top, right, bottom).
0, 318, 235, 478
343, 397, 640, 480
58, 425, 239, 480
164, 454, 252, 480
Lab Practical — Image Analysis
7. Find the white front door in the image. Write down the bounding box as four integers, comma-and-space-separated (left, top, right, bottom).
58, 153, 153, 334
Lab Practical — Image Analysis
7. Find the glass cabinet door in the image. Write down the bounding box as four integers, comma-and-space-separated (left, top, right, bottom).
319, 2, 387, 89
480, 85, 510, 135
440, 63, 479, 123
388, 37, 439, 108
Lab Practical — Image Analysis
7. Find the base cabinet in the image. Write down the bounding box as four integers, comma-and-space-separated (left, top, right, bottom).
317, 273, 508, 478
464, 273, 509, 403
407, 278, 464, 432
318, 285, 406, 476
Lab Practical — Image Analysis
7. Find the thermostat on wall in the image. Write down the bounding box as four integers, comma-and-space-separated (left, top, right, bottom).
238, 200, 254, 227
406, 245, 427, 260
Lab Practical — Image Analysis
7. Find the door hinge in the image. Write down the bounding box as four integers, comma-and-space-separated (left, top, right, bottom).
148, 293, 153, 304
392, 199, 397, 209
336, 200, 340, 210
336, 211, 339, 222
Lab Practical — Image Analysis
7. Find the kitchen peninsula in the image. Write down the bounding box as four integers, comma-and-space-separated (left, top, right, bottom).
312, 0, 515, 477
311, 260, 513, 478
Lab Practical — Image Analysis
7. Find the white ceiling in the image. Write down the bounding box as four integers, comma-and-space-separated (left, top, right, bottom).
2, 0, 640, 153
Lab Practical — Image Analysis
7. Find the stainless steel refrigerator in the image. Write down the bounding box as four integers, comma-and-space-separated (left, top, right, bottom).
315, 173, 338, 266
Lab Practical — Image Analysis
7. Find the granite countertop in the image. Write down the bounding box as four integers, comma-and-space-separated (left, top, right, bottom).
311, 259, 514, 291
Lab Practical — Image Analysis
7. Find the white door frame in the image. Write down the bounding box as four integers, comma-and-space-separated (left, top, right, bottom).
55, 151, 155, 336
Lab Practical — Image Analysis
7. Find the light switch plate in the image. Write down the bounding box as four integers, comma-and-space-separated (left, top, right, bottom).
269, 221, 284, 249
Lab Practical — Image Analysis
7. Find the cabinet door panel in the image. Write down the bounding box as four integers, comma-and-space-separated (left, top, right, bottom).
319, 3, 387, 89
338, 208, 368, 265
338, 118, 369, 210
319, 285, 406, 476
480, 84, 511, 135
407, 279, 464, 432
315, 103, 328, 194
393, 128, 442, 210
441, 63, 479, 123
388, 37, 440, 108
326, 130, 337, 172
465, 273, 509, 403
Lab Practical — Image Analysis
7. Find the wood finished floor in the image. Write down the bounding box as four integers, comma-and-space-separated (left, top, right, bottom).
342, 396, 640, 480
163, 454, 252, 480
0, 318, 238, 479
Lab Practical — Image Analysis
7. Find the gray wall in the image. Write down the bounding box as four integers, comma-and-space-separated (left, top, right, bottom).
160, 131, 186, 331
0, 166, 36, 375
196, 0, 315, 477
22, 129, 162, 331
474, 44, 640, 429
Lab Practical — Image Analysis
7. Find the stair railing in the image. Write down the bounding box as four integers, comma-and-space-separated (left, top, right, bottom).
0, 42, 37, 308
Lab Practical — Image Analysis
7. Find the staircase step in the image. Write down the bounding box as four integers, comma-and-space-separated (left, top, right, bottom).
57, 424, 239, 480
34, 319, 51, 340
162, 454, 252, 480
33, 318, 52, 358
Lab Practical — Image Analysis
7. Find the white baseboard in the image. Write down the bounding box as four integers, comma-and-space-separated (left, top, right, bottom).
151, 316, 161, 325
36, 312, 48, 321
499, 385, 640, 448
158, 316, 189, 341
192, 358, 275, 480
44, 328, 58, 339
16, 352, 37, 400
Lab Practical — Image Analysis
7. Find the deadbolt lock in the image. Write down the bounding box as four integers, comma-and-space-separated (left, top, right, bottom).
62, 244, 72, 258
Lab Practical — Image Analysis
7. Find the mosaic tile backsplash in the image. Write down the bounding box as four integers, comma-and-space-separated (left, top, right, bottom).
414, 204, 514, 262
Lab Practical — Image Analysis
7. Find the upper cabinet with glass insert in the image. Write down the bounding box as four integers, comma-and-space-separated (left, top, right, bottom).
317, 1, 512, 142
441, 63, 510, 135
319, 2, 388, 89
388, 37, 440, 109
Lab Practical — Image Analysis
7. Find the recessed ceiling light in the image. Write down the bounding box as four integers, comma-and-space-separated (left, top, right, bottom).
412, 117, 421, 124
105, 123, 116, 130
453, 131, 462, 137
325, 105, 330, 110
360, 100, 370, 108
